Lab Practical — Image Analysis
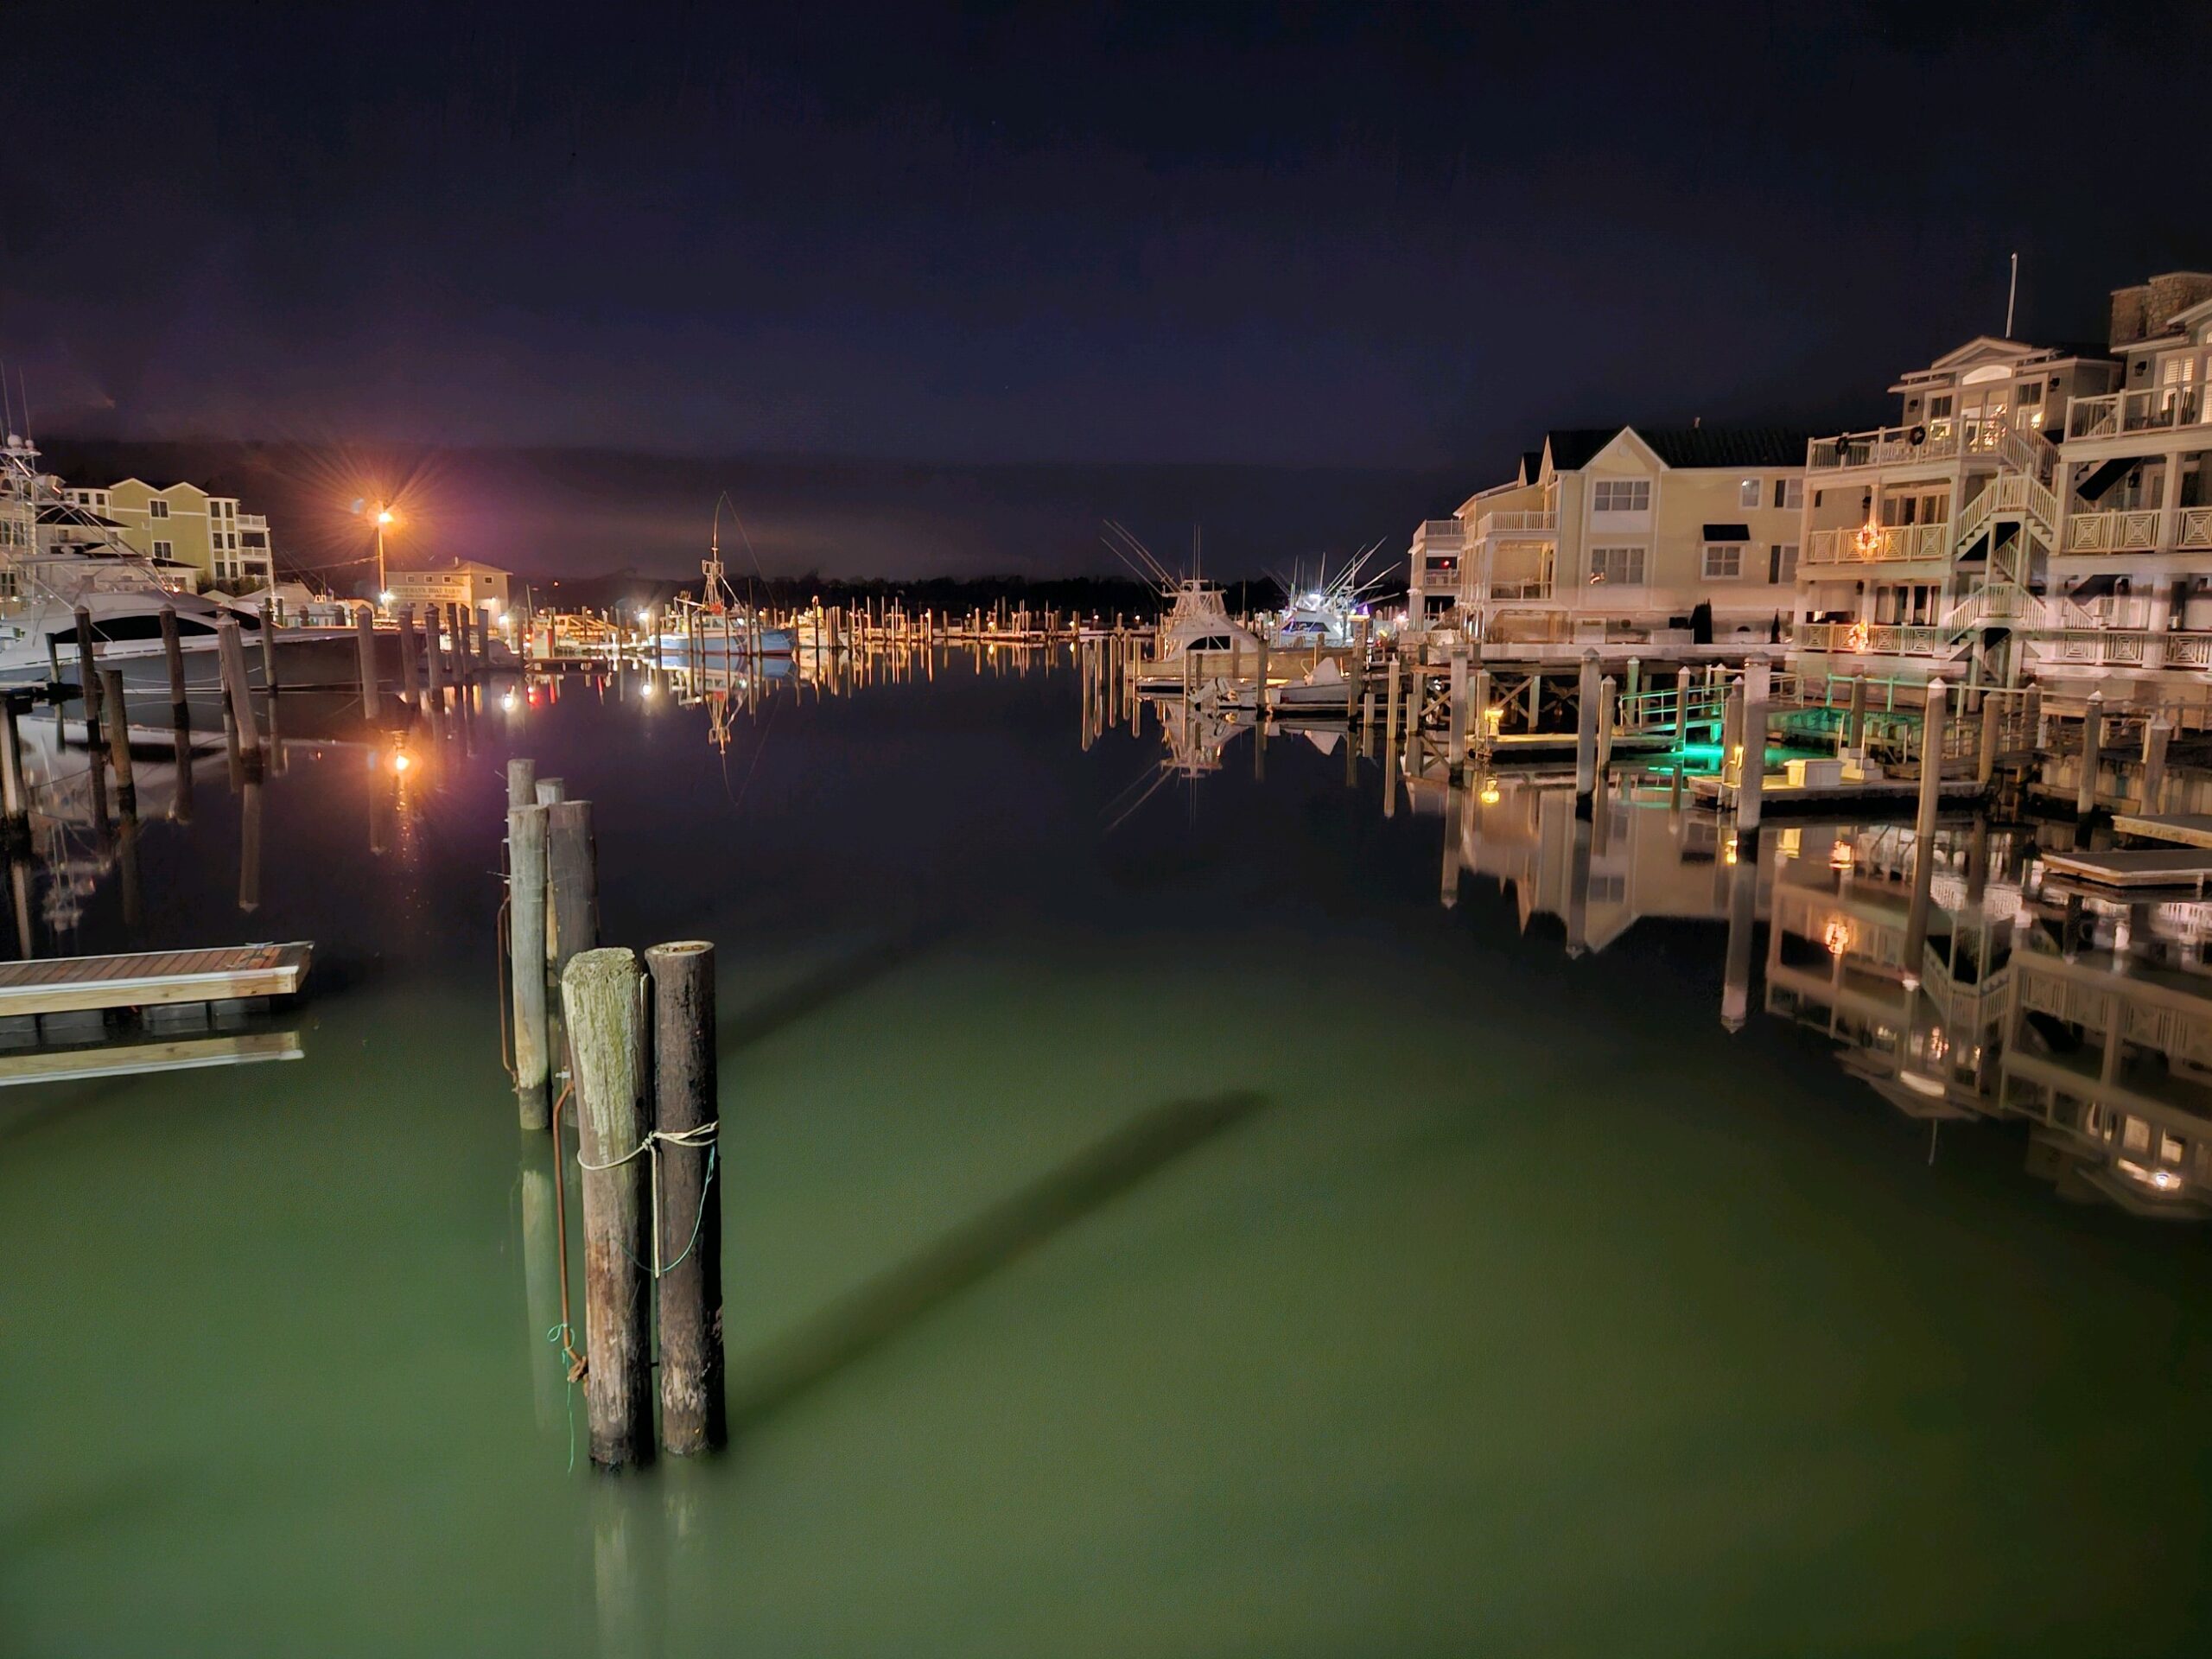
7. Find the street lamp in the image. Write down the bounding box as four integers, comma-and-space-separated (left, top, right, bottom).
374, 505, 396, 603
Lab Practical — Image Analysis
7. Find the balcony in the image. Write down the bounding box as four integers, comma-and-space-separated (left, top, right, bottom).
1796, 620, 1948, 658
1409, 518, 1464, 557
1808, 423, 1961, 471
2064, 505, 2212, 553
2065, 387, 2207, 441
1474, 509, 1557, 541
1804, 522, 1952, 564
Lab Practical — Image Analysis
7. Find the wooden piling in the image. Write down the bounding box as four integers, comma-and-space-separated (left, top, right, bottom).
646, 940, 724, 1455
2076, 691, 2103, 822
1597, 673, 1618, 785
356, 605, 381, 720
1904, 677, 1947, 969
0, 696, 28, 851
260, 610, 282, 698
1737, 663, 1767, 832
1446, 650, 1468, 778
1845, 674, 1867, 756
215, 618, 262, 767
507, 756, 537, 811
510, 802, 552, 1128
1674, 665, 1690, 753
1573, 652, 1599, 803
561, 947, 654, 1471
99, 668, 135, 810
1977, 692, 2003, 786
159, 605, 188, 724
396, 607, 420, 702
547, 799, 600, 979
423, 606, 446, 701
73, 607, 104, 747
2142, 716, 2172, 814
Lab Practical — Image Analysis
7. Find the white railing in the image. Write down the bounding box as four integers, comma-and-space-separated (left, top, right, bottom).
1483, 575, 1554, 601
1961, 470, 2059, 534
1475, 509, 1558, 540
1411, 518, 1464, 556
2067, 387, 2206, 440
1804, 522, 1949, 564
2184, 507, 2212, 550
1807, 414, 2056, 477
1941, 588, 2044, 632
2065, 509, 2161, 552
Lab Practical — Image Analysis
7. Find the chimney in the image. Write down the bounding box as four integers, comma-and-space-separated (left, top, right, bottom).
2110, 283, 2150, 349
2144, 272, 2212, 339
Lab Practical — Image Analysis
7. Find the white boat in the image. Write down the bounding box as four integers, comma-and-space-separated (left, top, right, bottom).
1263, 549, 1385, 649
1133, 579, 1260, 690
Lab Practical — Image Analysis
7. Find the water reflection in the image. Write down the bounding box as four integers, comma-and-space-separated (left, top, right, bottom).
1107, 676, 2212, 1223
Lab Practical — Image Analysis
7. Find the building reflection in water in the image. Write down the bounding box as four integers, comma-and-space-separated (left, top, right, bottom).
1400, 762, 2212, 1221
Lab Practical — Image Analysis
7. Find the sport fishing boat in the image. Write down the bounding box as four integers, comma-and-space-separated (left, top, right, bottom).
0, 434, 372, 692
1264, 548, 1385, 650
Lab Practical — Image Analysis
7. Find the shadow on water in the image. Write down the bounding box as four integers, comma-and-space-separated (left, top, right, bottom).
727, 1089, 1268, 1430
714, 916, 957, 1061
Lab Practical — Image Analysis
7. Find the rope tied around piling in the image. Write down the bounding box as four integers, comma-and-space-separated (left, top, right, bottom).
575, 1122, 721, 1279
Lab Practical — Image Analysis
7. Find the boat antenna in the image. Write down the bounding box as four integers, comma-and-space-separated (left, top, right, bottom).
2004, 251, 2018, 340
1101, 520, 1173, 588
1, 360, 12, 435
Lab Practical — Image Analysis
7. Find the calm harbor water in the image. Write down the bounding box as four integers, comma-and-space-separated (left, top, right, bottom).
3, 651, 2209, 1656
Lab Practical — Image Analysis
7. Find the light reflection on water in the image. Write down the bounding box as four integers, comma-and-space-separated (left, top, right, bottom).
2, 647, 2209, 1658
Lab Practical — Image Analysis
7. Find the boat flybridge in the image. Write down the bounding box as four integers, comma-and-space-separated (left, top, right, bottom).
1098, 522, 1261, 691
1263, 545, 1387, 651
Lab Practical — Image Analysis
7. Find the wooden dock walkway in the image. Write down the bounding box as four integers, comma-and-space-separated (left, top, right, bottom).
0, 943, 313, 1020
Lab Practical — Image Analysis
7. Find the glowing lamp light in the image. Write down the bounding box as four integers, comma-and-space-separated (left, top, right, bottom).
379, 590, 396, 606
375, 508, 395, 526
500, 690, 517, 712
1846, 620, 1871, 654
636, 609, 652, 624
1478, 777, 1501, 806
1829, 838, 1855, 872
391, 751, 412, 773
1724, 834, 1739, 867
1853, 521, 1883, 558
640, 680, 658, 699
1824, 918, 1853, 957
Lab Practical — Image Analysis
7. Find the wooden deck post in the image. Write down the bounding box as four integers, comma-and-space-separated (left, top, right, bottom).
1446, 649, 1468, 779
1977, 691, 2003, 786
1844, 673, 1867, 757
561, 947, 654, 1471
646, 940, 724, 1455
423, 606, 446, 702
1904, 677, 1947, 969
1674, 665, 1690, 753
99, 668, 135, 811
215, 618, 262, 768
1597, 673, 1618, 785
159, 606, 188, 725
547, 799, 600, 979
1738, 662, 1767, 832
507, 756, 537, 811
356, 605, 380, 720
510, 803, 551, 1128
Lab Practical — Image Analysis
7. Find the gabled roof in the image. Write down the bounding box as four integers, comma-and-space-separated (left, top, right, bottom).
1929, 335, 2049, 370
1542, 425, 1810, 474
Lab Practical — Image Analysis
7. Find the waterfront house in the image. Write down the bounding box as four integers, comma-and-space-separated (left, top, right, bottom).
1446, 426, 1808, 655
1794, 271, 2212, 708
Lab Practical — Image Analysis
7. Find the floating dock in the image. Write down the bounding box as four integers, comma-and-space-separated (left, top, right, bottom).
2038, 849, 2212, 891
0, 943, 313, 1020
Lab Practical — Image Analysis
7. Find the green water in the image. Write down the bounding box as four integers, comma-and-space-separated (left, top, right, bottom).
3, 658, 2208, 1656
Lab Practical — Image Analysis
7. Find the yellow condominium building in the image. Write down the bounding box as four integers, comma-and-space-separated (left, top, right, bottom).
63, 478, 276, 593
1452, 425, 1808, 654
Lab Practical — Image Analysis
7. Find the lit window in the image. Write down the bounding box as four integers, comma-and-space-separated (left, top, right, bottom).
1739, 479, 1762, 509
1588, 545, 1645, 585
1701, 543, 1743, 580
1592, 479, 1650, 512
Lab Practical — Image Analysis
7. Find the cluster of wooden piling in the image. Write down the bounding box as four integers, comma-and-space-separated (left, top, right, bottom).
503, 757, 724, 1470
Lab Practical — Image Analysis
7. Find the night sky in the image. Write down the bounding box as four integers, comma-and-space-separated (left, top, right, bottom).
7, 1, 2211, 579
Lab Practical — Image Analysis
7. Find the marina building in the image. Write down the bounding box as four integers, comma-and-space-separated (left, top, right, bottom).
1436, 425, 1808, 656
385, 556, 517, 619
65, 478, 276, 594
